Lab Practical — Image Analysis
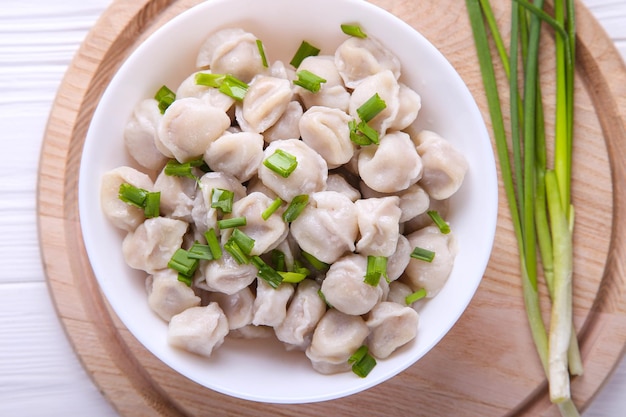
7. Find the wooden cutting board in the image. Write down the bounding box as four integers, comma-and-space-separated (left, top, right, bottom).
37, 0, 626, 415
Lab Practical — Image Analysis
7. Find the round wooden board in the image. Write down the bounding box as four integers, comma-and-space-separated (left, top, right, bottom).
37, 0, 626, 416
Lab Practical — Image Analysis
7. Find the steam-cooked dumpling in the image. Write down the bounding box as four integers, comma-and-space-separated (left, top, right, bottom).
258, 139, 328, 201
156, 97, 230, 162
305, 309, 370, 374
123, 99, 168, 171
175, 71, 235, 112
389, 83, 421, 131
326, 173, 361, 202
355, 197, 402, 257
236, 75, 292, 133
320, 254, 383, 315
275, 279, 326, 350
386, 235, 412, 282
122, 217, 188, 273
204, 131, 264, 182
191, 171, 247, 231
146, 269, 201, 322
349, 70, 399, 137
414, 130, 468, 200
263, 101, 303, 143
360, 181, 429, 223
334, 36, 401, 88
290, 191, 358, 264
168, 303, 229, 358
366, 301, 419, 359
196, 251, 257, 295
196, 28, 265, 83
101, 166, 155, 232
222, 192, 288, 255
403, 225, 458, 297
207, 287, 255, 330
358, 131, 422, 193
154, 168, 198, 222
299, 106, 354, 169
295, 55, 350, 111
252, 279, 295, 327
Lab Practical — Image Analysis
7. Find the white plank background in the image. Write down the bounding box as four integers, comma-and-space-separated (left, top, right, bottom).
0, 0, 624, 416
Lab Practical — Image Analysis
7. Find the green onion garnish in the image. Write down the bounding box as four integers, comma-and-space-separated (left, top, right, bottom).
118, 183, 160, 218
348, 345, 377, 378
256, 39, 268, 68
188, 242, 213, 261
341, 24, 367, 39
317, 289, 333, 308
292, 259, 311, 277
349, 119, 380, 145
282, 194, 309, 222
164, 158, 205, 180
302, 250, 330, 271
177, 273, 193, 287
271, 249, 286, 271
211, 188, 234, 213
356, 93, 387, 123
405, 288, 427, 305
364, 255, 388, 286
251, 255, 284, 289
204, 228, 222, 260
262, 197, 283, 220
168, 248, 199, 279
263, 149, 298, 178
289, 40, 321, 68
154, 85, 176, 114
224, 239, 250, 265
143, 191, 161, 218
279, 271, 308, 284
218, 74, 249, 101
410, 247, 436, 263
230, 228, 255, 256
293, 70, 327, 93
427, 210, 450, 234
195, 72, 225, 87
217, 216, 247, 229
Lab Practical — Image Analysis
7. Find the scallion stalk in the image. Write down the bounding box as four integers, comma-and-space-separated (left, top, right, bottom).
263, 149, 298, 178
262, 197, 283, 220
289, 40, 320, 68
406, 288, 427, 305
364, 255, 388, 286
217, 216, 247, 229
256, 39, 269, 68
282, 194, 309, 222
356, 93, 387, 123
251, 255, 284, 289
341, 23, 367, 39
211, 188, 234, 213
154, 85, 176, 114
293, 70, 327, 93
204, 228, 222, 260
410, 247, 435, 263
427, 210, 450, 234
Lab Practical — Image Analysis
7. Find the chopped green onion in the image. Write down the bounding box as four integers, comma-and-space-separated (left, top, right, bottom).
348, 345, 376, 378
405, 288, 427, 305
282, 194, 309, 222
251, 256, 284, 289
293, 70, 327, 93
143, 191, 161, 218
410, 247, 435, 263
356, 93, 387, 123
302, 250, 330, 271
154, 85, 176, 114
349, 119, 379, 145
118, 183, 148, 208
168, 248, 199, 278
218, 74, 249, 101
188, 242, 213, 261
217, 216, 247, 229
224, 239, 250, 265
211, 188, 234, 213
164, 158, 204, 180
204, 228, 222, 260
177, 273, 193, 287
279, 271, 308, 284
289, 40, 321, 68
194, 72, 225, 87
230, 228, 255, 256
263, 149, 298, 178
256, 39, 269, 68
364, 255, 388, 286
292, 259, 311, 277
341, 23, 367, 39
262, 197, 283, 220
317, 289, 332, 308
271, 249, 286, 271
427, 210, 450, 234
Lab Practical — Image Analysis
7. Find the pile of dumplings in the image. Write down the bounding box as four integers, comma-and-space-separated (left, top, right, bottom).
100, 25, 469, 375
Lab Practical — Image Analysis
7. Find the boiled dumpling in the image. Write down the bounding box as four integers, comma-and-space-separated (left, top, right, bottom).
196, 250, 258, 295
100, 166, 155, 232
320, 254, 383, 315
191, 171, 247, 232
403, 225, 457, 297
262, 101, 303, 143
252, 279, 295, 327
121, 217, 188, 273
153, 167, 198, 222
326, 173, 361, 202
196, 28, 265, 83
358, 131, 422, 193
168, 303, 229, 358
348, 70, 399, 137
236, 75, 292, 133
274, 279, 326, 351
258, 139, 328, 202
299, 106, 354, 169
123, 98, 168, 172
389, 83, 421, 131
290, 191, 358, 264
305, 309, 370, 374
146, 269, 201, 322
207, 287, 255, 330
360, 181, 430, 223
204, 131, 264, 182
334, 36, 401, 88
386, 235, 412, 282
365, 301, 419, 359
414, 130, 468, 200
295, 55, 350, 112
156, 97, 230, 162
175, 70, 235, 112
355, 196, 402, 257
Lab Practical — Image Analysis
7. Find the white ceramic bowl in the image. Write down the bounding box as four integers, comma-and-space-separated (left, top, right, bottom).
79, 0, 497, 404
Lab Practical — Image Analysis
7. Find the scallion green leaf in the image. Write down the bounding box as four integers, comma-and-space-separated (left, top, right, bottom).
262, 197, 283, 220
356, 93, 387, 123
164, 158, 204, 181
188, 242, 213, 261
289, 40, 320, 68
293, 70, 327, 93
211, 188, 234, 213
263, 149, 298, 178
278, 271, 307, 284
177, 273, 193, 287
223, 239, 250, 265
218, 74, 248, 101
230, 228, 255, 256
349, 119, 379, 145
143, 191, 161, 218
364, 255, 388, 286
302, 250, 329, 271
154, 85, 176, 114
118, 183, 148, 208
217, 216, 247, 229
405, 288, 427, 305
251, 255, 284, 289
341, 24, 367, 39
410, 247, 435, 263
204, 228, 222, 260
194, 72, 225, 87
427, 210, 450, 234
348, 345, 376, 378
282, 194, 309, 222
256, 39, 269, 68
271, 249, 286, 271
168, 248, 199, 278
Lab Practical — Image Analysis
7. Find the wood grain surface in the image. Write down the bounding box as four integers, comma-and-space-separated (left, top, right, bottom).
37, 0, 626, 416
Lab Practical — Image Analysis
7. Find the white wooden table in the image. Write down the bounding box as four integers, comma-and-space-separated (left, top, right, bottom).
1, 0, 624, 416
